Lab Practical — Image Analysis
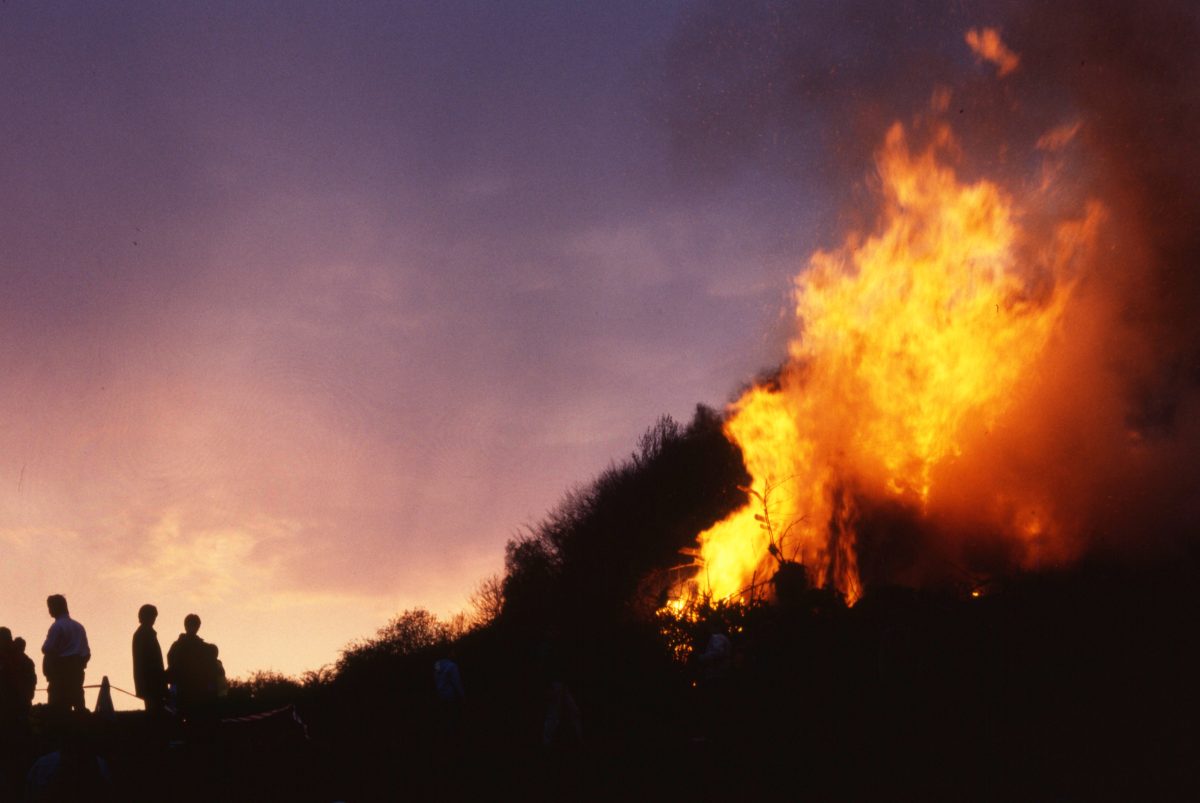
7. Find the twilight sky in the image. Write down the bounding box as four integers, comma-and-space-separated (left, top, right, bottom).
0, 0, 845, 695
4, 0, 1196, 705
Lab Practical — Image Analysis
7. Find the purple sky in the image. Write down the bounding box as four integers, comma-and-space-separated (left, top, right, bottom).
0, 1, 840, 691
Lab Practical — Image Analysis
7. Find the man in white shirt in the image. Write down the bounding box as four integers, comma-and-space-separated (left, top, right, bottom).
41, 594, 90, 713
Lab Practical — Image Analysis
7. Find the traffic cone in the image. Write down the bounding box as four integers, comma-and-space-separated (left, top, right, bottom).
95, 675, 116, 719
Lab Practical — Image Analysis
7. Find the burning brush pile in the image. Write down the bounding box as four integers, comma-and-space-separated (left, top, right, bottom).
665, 20, 1200, 615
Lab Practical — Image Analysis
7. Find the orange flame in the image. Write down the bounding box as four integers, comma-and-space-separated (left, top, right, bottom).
965, 28, 1020, 77
687, 122, 1103, 606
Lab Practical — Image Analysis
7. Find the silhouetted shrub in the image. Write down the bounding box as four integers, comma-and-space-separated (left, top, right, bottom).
336, 607, 467, 675
500, 405, 749, 629
227, 670, 305, 709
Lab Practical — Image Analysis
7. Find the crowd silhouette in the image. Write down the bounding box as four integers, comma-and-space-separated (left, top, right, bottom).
0, 596, 229, 801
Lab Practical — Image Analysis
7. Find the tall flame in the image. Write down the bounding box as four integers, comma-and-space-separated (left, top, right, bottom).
691, 122, 1103, 604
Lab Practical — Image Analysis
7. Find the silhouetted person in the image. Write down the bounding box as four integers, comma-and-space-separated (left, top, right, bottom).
0, 627, 37, 801
11, 637, 37, 717
542, 680, 583, 749
694, 622, 734, 741
698, 624, 732, 682
24, 718, 113, 803
166, 614, 218, 718
41, 595, 90, 713
206, 643, 227, 698
0, 626, 15, 724
535, 629, 583, 751
433, 652, 467, 743
132, 604, 166, 714
0, 627, 21, 743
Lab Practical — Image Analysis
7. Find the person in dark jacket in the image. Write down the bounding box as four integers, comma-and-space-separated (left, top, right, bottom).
0, 627, 16, 731
132, 604, 165, 714
11, 637, 37, 715
166, 614, 218, 717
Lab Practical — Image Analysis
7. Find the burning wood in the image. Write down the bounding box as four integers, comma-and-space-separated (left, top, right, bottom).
672, 96, 1105, 610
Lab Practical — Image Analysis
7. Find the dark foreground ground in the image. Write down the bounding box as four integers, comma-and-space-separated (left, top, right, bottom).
3, 557, 1196, 802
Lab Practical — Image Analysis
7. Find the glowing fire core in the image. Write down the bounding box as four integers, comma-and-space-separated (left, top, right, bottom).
685, 121, 1103, 606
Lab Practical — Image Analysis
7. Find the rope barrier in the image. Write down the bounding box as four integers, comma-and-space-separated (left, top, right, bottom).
221, 703, 311, 740
33, 683, 140, 699
32, 687, 311, 739
220, 704, 292, 724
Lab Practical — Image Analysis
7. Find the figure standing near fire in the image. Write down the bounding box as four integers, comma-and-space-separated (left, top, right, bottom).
166, 613, 221, 716
0, 627, 18, 727
10, 637, 37, 717
434, 652, 466, 722
132, 603, 166, 714
698, 625, 732, 681
41, 594, 91, 713
694, 622, 735, 740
